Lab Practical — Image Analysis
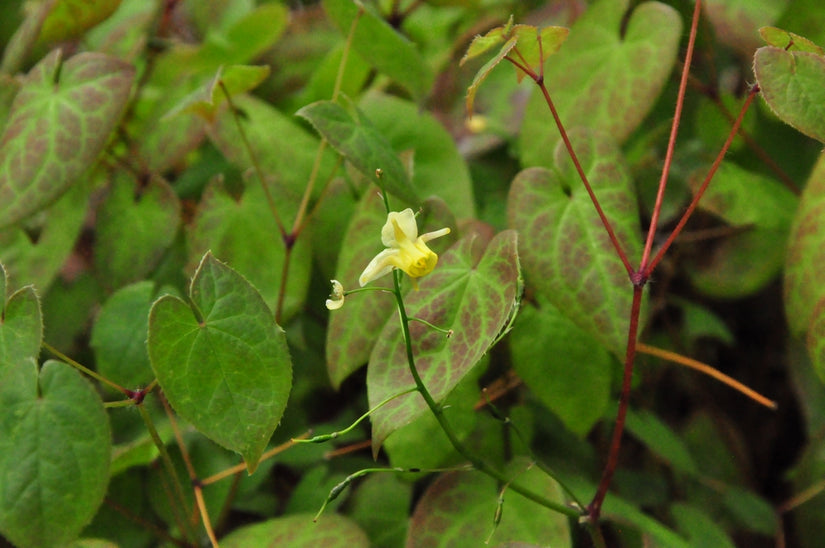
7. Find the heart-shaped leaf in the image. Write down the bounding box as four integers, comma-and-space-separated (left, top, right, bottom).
520, 0, 681, 167
367, 230, 520, 453
508, 130, 642, 356
754, 46, 825, 143
0, 359, 110, 548
147, 253, 292, 472
0, 50, 134, 228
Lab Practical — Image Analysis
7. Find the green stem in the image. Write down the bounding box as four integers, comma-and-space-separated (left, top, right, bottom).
43, 342, 128, 395
390, 269, 579, 518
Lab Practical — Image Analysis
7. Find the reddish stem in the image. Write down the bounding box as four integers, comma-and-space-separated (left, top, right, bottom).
639, 0, 702, 275
587, 285, 643, 522
644, 85, 758, 278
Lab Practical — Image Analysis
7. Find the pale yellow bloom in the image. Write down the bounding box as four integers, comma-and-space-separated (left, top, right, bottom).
325, 280, 345, 310
359, 209, 451, 287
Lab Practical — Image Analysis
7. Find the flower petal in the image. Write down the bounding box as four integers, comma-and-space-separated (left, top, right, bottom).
359, 248, 399, 286
419, 227, 451, 243
381, 208, 418, 247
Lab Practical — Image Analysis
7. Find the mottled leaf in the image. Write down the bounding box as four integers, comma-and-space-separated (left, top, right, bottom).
221, 514, 369, 548
297, 99, 419, 206
754, 46, 825, 143
785, 152, 825, 335
368, 230, 520, 452
510, 299, 613, 436
95, 173, 181, 290
704, 0, 788, 54
0, 50, 134, 228
0, 359, 110, 548
520, 0, 681, 167
407, 461, 570, 547
323, 0, 433, 102
508, 131, 641, 356
147, 253, 292, 472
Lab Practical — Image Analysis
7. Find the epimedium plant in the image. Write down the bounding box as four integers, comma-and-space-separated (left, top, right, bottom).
1, 0, 825, 547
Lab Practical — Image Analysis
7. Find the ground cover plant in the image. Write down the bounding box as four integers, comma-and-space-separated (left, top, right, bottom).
1, 0, 825, 546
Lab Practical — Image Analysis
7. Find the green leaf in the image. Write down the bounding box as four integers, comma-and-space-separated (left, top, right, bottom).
785, 152, 825, 336
0, 169, 90, 293
0, 263, 42, 366
323, 0, 433, 102
625, 408, 699, 476
808, 298, 825, 382
368, 230, 520, 453
347, 473, 412, 547
90, 281, 159, 391
0, 51, 134, 227
406, 461, 570, 547
754, 46, 825, 144
297, 99, 420, 207
358, 92, 477, 219
0, 1, 51, 75
0, 50, 134, 228
326, 193, 456, 388
671, 503, 736, 548
464, 35, 517, 116
0, 359, 110, 548
210, 94, 337, 199
164, 64, 271, 121
790, 433, 825, 548
221, 513, 370, 548
187, 176, 311, 321
95, 173, 181, 290
760, 26, 825, 54
687, 161, 797, 298
147, 252, 292, 472
507, 131, 642, 356
510, 300, 613, 436
704, 0, 788, 54
38, 0, 123, 43
520, 0, 681, 167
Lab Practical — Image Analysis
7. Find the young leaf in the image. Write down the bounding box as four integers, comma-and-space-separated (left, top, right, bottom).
0, 359, 111, 548
221, 513, 370, 548
297, 99, 420, 207
163, 64, 271, 121
407, 461, 570, 547
37, 0, 122, 44
519, 0, 681, 167
323, 0, 433, 102
147, 252, 292, 473
0, 264, 42, 366
508, 130, 642, 356
0, 50, 134, 228
754, 46, 825, 143
367, 230, 521, 453
760, 26, 825, 54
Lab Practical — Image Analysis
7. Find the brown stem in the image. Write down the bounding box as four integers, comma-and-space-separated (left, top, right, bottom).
587, 284, 644, 522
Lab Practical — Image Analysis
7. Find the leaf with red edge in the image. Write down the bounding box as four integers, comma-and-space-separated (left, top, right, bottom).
367, 230, 521, 453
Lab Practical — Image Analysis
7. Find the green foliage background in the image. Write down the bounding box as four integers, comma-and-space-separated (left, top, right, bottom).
1, 0, 825, 547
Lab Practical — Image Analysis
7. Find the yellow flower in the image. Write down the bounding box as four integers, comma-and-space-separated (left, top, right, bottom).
359, 209, 451, 287
325, 280, 345, 310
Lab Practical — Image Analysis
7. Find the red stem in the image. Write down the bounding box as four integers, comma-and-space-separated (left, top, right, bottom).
639, 0, 702, 274
644, 86, 758, 278
587, 285, 643, 522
